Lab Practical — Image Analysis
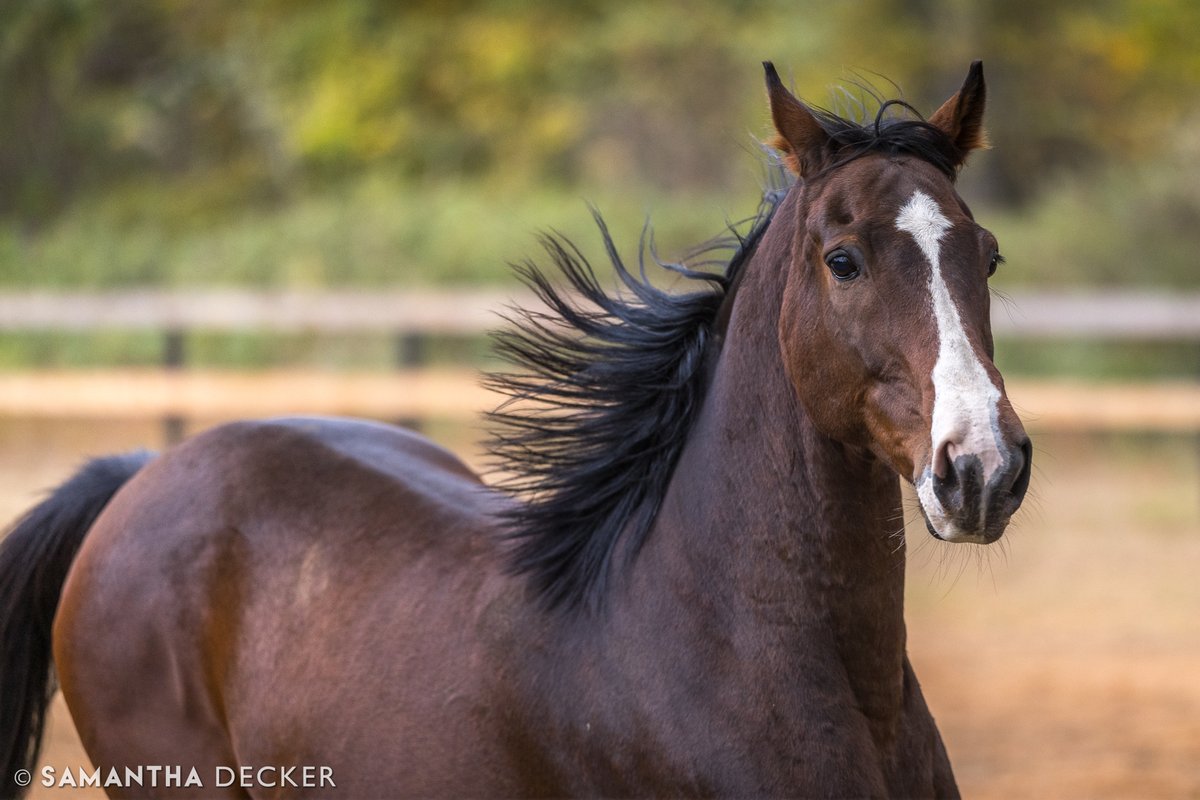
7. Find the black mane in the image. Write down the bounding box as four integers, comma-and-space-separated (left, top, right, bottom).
810, 98, 964, 180
486, 188, 784, 612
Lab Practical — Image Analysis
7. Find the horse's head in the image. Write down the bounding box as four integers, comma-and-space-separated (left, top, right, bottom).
765, 62, 1030, 544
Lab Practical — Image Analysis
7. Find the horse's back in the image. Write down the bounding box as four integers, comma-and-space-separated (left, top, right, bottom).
54, 417, 528, 797
67, 415, 504, 593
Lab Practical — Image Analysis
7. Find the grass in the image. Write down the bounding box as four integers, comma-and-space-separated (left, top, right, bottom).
0, 171, 767, 290
3, 153, 1198, 291
995, 338, 1198, 381
985, 159, 1200, 290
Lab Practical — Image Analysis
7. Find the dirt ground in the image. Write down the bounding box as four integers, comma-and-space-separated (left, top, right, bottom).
3, 417, 1198, 799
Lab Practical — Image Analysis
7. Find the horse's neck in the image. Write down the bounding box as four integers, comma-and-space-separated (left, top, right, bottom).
631, 198, 909, 737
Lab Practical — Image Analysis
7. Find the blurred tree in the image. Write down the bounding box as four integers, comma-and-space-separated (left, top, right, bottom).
0, 0, 1196, 286
0, 0, 93, 220
827, 0, 1200, 203
0, 0, 277, 221
5, 0, 1198, 214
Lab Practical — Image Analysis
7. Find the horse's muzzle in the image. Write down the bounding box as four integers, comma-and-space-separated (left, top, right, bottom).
919, 437, 1032, 543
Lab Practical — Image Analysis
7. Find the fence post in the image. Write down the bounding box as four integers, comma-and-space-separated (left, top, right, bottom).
395, 330, 427, 432
162, 328, 186, 445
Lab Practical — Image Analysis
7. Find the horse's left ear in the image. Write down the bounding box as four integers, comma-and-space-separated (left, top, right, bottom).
929, 61, 988, 162
764, 62, 831, 177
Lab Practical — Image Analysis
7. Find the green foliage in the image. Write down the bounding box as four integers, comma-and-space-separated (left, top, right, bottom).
0, 0, 1197, 291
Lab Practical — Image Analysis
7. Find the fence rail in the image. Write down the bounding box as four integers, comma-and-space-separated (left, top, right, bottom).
0, 289, 1198, 338
0, 289, 508, 334
0, 369, 1197, 433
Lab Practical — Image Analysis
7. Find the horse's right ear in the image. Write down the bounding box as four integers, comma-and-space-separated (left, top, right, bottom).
764, 62, 830, 177
929, 61, 988, 163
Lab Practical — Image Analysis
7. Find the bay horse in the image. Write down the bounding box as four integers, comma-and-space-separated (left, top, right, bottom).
1, 62, 1030, 798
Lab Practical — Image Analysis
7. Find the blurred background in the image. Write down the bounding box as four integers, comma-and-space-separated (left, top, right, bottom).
1, 1, 1196, 797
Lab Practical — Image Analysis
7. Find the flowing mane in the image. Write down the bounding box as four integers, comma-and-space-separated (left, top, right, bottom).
485, 187, 783, 612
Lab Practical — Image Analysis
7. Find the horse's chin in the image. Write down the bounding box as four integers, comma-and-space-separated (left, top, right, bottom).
918, 509, 1007, 544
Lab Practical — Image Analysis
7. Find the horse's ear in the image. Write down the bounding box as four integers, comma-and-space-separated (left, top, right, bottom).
764, 62, 830, 177
929, 61, 988, 162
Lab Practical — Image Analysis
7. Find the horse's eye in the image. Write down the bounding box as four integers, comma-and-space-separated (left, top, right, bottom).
988, 250, 1005, 277
825, 250, 859, 281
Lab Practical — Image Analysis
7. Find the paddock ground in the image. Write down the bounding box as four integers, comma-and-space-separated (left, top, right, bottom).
4, 415, 1197, 799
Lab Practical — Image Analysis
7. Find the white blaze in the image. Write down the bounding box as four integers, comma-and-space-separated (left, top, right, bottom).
895, 191, 1002, 538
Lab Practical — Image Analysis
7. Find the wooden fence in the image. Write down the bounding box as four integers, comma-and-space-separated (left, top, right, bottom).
0, 289, 1197, 436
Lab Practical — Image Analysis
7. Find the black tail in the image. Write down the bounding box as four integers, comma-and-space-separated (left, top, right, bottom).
0, 451, 153, 798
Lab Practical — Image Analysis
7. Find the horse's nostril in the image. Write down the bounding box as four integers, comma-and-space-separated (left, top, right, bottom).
933, 439, 956, 483
939, 453, 959, 489
1010, 438, 1033, 501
